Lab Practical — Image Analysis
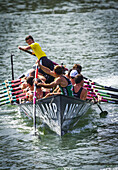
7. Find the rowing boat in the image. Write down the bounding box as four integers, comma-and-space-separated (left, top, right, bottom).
1, 54, 117, 136
18, 94, 92, 136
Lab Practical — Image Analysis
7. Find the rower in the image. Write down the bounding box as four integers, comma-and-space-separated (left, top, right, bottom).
73, 74, 87, 100
18, 35, 54, 83
69, 69, 79, 85
25, 76, 49, 101
35, 63, 73, 97
66, 64, 82, 79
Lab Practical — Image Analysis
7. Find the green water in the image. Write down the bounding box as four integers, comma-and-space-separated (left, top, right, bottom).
0, 0, 118, 169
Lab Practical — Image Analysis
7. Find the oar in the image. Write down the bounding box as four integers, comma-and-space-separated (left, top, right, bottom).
91, 96, 108, 117
11, 89, 23, 95
0, 89, 23, 99
87, 94, 118, 104
0, 93, 26, 103
87, 93, 118, 102
87, 89, 118, 98
86, 86, 118, 101
0, 100, 14, 106
0, 86, 22, 94
0, 96, 28, 106
91, 91, 118, 100
85, 87, 118, 100
0, 81, 22, 91
84, 78, 118, 92
19, 48, 67, 69
100, 98, 118, 104
0, 79, 21, 86
33, 64, 38, 135
0, 93, 9, 99
85, 86, 118, 98
19, 47, 36, 56
84, 83, 118, 92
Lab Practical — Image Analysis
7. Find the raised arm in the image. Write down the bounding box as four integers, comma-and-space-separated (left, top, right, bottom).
37, 81, 56, 89
36, 77, 61, 89
38, 61, 56, 78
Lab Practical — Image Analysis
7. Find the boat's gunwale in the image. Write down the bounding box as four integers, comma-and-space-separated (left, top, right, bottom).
18, 94, 92, 106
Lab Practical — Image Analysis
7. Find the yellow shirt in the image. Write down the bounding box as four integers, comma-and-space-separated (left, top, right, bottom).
29, 42, 46, 60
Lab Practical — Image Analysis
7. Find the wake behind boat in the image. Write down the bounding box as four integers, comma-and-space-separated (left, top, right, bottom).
18, 94, 92, 136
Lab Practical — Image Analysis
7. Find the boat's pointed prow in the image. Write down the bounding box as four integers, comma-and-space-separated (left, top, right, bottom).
19, 95, 92, 136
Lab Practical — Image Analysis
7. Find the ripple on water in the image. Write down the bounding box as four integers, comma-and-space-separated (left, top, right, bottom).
0, 0, 118, 169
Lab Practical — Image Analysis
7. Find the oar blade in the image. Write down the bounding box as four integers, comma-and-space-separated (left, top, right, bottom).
100, 111, 108, 118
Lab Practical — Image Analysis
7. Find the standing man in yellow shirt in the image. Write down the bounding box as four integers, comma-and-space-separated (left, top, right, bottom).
18, 35, 54, 83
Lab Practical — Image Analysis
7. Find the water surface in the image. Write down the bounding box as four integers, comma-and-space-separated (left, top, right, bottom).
0, 0, 118, 169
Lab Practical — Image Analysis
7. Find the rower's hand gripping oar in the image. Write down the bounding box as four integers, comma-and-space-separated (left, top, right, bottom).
19, 47, 35, 56
19, 47, 68, 69
33, 64, 38, 136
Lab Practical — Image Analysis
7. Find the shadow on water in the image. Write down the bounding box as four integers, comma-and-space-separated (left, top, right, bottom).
36, 107, 98, 141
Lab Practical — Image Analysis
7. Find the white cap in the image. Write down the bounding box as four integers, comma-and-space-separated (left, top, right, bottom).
70, 70, 78, 78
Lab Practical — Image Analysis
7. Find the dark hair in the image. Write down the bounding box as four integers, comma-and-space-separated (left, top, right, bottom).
54, 65, 63, 75
73, 64, 82, 74
26, 76, 34, 86
25, 35, 34, 42
75, 74, 83, 84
